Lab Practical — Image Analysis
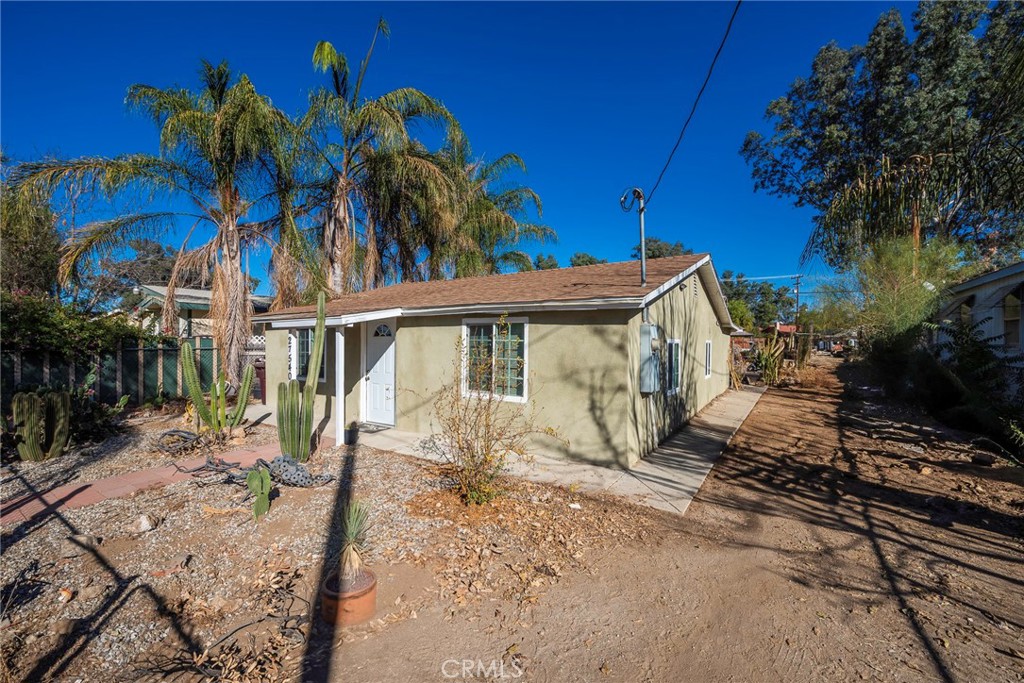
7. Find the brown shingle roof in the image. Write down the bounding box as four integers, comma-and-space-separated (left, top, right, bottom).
256, 254, 707, 320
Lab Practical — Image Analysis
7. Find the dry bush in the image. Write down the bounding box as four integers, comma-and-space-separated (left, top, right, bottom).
423, 319, 560, 504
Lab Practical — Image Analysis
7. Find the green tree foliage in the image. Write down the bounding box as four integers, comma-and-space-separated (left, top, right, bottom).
727, 298, 754, 331
857, 236, 967, 346
569, 252, 607, 267
9, 61, 291, 384
720, 271, 796, 328
0, 172, 60, 296
742, 2, 1024, 268
90, 239, 206, 311
631, 237, 693, 260
305, 23, 459, 293
532, 254, 559, 270
0, 292, 150, 359
435, 138, 553, 277
801, 284, 860, 333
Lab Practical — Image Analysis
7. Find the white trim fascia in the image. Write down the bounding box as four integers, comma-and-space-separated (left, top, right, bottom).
265, 307, 404, 329
949, 260, 1024, 294
640, 256, 710, 308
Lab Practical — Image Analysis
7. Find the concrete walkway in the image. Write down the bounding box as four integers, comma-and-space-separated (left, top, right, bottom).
0, 438, 333, 527
357, 386, 765, 516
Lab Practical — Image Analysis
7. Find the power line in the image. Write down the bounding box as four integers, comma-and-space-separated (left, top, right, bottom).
646, 0, 742, 206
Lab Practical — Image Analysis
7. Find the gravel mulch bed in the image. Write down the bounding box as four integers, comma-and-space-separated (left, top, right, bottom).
1, 440, 659, 681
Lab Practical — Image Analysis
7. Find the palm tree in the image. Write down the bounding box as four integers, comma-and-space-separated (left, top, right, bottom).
306, 20, 460, 292
437, 138, 553, 277
10, 61, 289, 383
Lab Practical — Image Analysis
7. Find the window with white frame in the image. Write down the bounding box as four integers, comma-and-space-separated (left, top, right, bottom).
292, 329, 326, 382
666, 339, 681, 394
464, 319, 526, 400
704, 340, 712, 378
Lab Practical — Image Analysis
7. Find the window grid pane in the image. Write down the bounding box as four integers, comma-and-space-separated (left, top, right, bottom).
467, 325, 493, 392
495, 323, 525, 397
298, 330, 311, 378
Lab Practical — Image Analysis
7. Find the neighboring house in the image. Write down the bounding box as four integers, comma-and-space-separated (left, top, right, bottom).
134, 285, 273, 339
254, 255, 736, 468
730, 327, 755, 353
937, 260, 1023, 394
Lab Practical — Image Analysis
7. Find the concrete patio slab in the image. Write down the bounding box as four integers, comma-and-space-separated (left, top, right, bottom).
356, 386, 765, 516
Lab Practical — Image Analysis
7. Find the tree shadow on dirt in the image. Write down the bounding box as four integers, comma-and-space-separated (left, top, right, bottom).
0, 471, 202, 681
298, 444, 356, 682
693, 364, 1023, 683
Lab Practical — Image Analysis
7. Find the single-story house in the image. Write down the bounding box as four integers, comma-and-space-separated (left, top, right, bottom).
134, 285, 273, 339
937, 260, 1023, 396
254, 254, 736, 468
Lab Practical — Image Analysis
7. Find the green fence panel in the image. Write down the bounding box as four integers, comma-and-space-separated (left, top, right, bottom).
141, 346, 161, 402
121, 346, 140, 405
162, 345, 180, 397
198, 337, 215, 386
49, 355, 73, 389
20, 351, 44, 388
98, 352, 119, 404
1, 352, 15, 411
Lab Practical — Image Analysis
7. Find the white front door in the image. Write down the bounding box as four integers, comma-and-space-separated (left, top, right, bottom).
364, 319, 396, 425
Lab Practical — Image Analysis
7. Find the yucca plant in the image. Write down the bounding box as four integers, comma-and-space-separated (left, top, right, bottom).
756, 333, 785, 387
339, 500, 370, 582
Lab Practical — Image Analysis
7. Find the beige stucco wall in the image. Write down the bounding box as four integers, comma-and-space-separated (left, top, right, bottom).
262, 274, 730, 468
394, 311, 635, 467
626, 274, 731, 463
264, 325, 362, 440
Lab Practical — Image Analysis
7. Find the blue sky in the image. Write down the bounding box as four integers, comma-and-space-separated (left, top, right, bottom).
1, 1, 915, 296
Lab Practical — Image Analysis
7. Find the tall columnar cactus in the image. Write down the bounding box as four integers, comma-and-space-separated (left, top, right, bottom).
277, 292, 326, 462
11, 391, 71, 461
181, 342, 255, 436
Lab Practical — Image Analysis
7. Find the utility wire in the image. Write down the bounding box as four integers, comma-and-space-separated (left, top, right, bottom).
646, 0, 742, 206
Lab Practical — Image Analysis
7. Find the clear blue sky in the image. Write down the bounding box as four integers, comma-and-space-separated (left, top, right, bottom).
1, 1, 914, 296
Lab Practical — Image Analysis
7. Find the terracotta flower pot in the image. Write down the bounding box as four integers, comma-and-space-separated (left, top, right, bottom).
320, 569, 377, 626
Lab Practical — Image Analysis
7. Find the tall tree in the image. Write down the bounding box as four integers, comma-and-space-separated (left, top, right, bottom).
569, 252, 607, 267
742, 1, 1024, 269
305, 21, 459, 292
10, 61, 289, 382
532, 254, 559, 270
1, 168, 60, 296
631, 237, 693, 260
434, 138, 552, 277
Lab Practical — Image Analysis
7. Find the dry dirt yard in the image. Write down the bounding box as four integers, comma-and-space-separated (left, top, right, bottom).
2, 356, 1022, 682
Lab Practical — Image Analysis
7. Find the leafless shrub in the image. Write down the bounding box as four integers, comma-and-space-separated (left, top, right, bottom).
422, 318, 562, 504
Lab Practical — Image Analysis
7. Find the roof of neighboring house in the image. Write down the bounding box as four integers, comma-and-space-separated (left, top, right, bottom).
138, 285, 273, 312
255, 254, 735, 331
763, 323, 798, 335
948, 260, 1024, 294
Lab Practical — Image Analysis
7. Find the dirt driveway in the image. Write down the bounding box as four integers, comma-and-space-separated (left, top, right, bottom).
329, 356, 1024, 683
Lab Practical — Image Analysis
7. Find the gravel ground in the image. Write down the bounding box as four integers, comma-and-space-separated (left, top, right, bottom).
0, 442, 446, 681
0, 411, 278, 503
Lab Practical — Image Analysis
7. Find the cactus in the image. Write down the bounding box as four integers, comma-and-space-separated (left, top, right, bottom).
277, 292, 326, 462
181, 342, 214, 428
11, 391, 71, 461
181, 342, 254, 437
246, 467, 272, 520
228, 364, 255, 428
